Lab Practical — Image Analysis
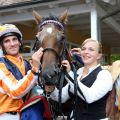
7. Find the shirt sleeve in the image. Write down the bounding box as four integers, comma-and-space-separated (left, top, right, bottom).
0, 63, 38, 99
50, 83, 70, 103
68, 69, 113, 103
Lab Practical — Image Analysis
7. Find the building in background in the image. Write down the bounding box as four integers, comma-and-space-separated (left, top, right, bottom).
0, 0, 120, 64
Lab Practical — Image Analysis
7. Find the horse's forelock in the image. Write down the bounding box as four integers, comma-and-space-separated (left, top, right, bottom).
49, 13, 59, 22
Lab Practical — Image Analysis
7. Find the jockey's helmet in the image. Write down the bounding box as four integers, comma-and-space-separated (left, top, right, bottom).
0, 24, 23, 54
0, 24, 22, 42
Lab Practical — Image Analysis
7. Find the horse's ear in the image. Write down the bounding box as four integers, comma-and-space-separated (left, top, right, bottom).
33, 10, 42, 24
59, 9, 68, 24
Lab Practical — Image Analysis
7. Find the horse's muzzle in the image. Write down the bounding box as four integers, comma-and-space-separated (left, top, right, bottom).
41, 65, 61, 85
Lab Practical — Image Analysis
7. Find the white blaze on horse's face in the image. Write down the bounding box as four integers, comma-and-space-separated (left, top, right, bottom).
46, 27, 53, 34
36, 24, 61, 44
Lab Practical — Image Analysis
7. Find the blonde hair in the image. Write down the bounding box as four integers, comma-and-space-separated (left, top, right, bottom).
81, 38, 102, 53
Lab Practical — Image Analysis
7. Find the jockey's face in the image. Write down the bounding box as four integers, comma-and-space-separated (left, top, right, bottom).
2, 36, 21, 56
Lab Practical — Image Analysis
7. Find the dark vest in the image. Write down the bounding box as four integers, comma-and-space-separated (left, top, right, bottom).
69, 66, 109, 120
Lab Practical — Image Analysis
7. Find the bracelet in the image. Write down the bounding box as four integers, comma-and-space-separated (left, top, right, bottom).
31, 67, 40, 75
31, 69, 38, 75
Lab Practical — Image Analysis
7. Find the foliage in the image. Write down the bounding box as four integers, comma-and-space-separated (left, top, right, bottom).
111, 55, 120, 62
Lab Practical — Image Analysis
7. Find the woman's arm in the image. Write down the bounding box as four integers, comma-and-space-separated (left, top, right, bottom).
68, 70, 113, 103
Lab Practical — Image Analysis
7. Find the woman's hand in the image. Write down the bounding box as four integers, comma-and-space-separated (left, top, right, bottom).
62, 60, 71, 72
70, 47, 81, 56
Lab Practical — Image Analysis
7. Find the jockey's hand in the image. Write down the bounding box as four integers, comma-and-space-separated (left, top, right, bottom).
45, 85, 55, 93
31, 47, 43, 70
62, 60, 71, 72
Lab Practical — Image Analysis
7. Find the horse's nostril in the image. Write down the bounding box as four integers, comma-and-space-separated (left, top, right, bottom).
41, 66, 60, 85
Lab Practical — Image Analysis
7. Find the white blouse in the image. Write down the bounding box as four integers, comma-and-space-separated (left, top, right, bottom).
50, 64, 113, 104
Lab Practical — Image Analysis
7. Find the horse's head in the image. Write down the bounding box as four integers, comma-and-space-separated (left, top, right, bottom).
33, 10, 69, 86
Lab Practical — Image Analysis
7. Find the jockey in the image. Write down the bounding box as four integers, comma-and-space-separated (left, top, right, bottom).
0, 24, 51, 120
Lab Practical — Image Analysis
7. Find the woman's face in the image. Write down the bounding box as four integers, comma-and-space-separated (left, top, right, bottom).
81, 41, 102, 67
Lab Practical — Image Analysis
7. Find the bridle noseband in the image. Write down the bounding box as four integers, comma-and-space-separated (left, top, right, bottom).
42, 47, 62, 64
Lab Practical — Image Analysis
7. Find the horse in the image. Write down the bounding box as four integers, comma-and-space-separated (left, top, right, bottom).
31, 10, 85, 120
102, 61, 120, 120
32, 10, 74, 119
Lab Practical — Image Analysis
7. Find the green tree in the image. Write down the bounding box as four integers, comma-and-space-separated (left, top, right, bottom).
111, 55, 120, 62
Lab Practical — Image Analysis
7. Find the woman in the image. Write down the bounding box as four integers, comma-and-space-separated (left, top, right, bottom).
45, 38, 113, 120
